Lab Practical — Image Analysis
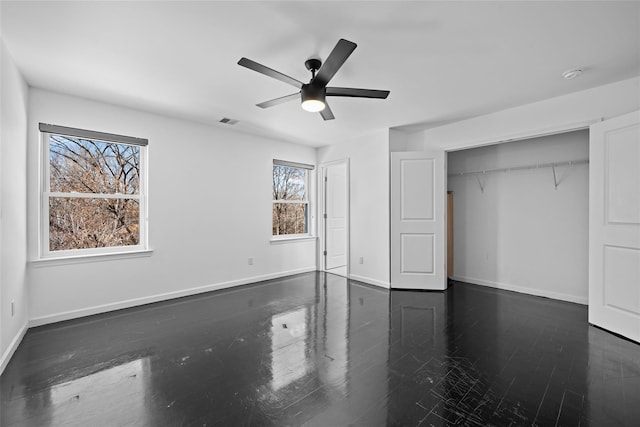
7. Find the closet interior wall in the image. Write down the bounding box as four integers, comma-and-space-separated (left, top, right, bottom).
447, 129, 589, 304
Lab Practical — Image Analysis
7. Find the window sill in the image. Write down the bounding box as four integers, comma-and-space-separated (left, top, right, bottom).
31, 249, 154, 267
270, 236, 317, 245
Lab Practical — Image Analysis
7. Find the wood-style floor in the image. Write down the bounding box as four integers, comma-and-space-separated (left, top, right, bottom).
1, 272, 639, 426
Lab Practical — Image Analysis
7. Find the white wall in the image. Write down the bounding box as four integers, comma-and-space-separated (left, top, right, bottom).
389, 128, 423, 152
419, 76, 640, 152
448, 130, 589, 304
1, 41, 29, 372
317, 130, 390, 288
27, 89, 317, 325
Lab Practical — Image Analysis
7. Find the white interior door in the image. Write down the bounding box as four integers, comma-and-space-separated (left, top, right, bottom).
589, 111, 640, 343
324, 162, 347, 270
391, 151, 446, 290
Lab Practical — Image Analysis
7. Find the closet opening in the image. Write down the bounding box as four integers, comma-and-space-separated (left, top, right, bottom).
445, 129, 589, 305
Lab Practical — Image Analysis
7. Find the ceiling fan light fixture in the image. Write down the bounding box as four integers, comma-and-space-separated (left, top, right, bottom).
301, 99, 325, 112
301, 84, 326, 112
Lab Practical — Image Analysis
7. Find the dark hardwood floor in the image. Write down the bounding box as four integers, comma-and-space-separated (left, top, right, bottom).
1, 272, 639, 426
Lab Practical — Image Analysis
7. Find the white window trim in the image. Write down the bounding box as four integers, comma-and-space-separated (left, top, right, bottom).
39, 128, 149, 260
270, 235, 317, 244
31, 249, 154, 267
272, 163, 315, 239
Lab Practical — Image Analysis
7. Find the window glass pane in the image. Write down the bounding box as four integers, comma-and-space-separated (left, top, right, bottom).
273, 165, 306, 201
49, 197, 140, 251
273, 203, 308, 235
49, 135, 140, 194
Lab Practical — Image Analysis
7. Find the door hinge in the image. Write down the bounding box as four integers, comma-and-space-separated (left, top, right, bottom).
323, 250, 327, 256
323, 213, 327, 219
324, 176, 328, 182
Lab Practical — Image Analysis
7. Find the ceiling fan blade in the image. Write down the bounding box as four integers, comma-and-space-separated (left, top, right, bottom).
320, 103, 335, 121
312, 39, 357, 88
326, 87, 390, 99
256, 92, 300, 109
238, 57, 303, 89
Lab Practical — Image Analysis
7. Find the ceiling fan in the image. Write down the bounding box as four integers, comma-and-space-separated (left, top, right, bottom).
238, 38, 390, 120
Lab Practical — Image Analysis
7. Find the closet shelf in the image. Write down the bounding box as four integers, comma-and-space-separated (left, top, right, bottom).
449, 158, 589, 191
448, 158, 589, 177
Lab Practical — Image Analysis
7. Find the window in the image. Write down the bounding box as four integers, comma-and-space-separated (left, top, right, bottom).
272, 160, 314, 237
40, 123, 147, 258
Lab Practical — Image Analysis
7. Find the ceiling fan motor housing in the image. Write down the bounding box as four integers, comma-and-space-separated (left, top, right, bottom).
301, 83, 326, 105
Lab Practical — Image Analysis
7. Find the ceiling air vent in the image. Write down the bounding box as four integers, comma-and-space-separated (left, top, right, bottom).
219, 117, 239, 125
562, 68, 583, 80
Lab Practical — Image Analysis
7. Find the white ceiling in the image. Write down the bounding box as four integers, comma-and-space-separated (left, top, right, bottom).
2, 1, 639, 147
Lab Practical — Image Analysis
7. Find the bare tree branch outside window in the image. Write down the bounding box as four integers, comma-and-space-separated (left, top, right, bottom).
47, 135, 141, 251
272, 165, 308, 235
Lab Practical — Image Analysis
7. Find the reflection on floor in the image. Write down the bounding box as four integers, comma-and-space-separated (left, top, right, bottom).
325, 265, 347, 277
2, 273, 639, 426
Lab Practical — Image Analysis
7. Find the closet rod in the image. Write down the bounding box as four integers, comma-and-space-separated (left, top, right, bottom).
448, 158, 589, 177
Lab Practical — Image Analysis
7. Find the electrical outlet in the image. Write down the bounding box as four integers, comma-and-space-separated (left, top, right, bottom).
11, 300, 15, 317
359, 256, 364, 264
248, 257, 254, 266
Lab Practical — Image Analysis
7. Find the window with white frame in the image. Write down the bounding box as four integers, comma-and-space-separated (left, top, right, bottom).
39, 123, 148, 257
272, 160, 313, 237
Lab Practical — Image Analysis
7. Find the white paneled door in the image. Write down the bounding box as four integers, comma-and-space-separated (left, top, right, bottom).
589, 111, 640, 343
391, 151, 446, 290
324, 162, 347, 271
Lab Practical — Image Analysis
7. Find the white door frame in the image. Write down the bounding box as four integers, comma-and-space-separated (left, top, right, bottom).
319, 159, 350, 276
441, 121, 607, 300
441, 123, 594, 287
